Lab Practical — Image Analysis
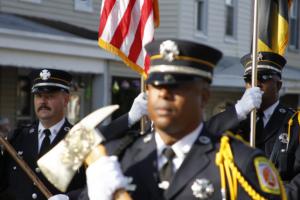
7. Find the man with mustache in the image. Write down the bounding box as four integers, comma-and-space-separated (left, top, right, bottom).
80, 39, 286, 200
0, 69, 85, 200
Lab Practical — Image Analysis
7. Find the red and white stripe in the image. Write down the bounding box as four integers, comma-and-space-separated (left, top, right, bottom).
98, 0, 158, 76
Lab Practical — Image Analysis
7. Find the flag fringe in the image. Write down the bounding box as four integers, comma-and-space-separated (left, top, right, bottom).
98, 38, 147, 79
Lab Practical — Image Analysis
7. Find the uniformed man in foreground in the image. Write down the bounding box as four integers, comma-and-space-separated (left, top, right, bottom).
0, 69, 85, 200
80, 39, 286, 200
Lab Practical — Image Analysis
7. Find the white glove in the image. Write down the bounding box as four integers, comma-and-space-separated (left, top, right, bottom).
48, 194, 69, 200
235, 87, 263, 120
86, 156, 133, 200
128, 92, 148, 127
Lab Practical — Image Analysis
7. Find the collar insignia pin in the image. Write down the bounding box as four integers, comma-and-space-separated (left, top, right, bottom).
279, 108, 286, 114
191, 178, 214, 199
143, 134, 152, 143
64, 127, 70, 132
199, 136, 210, 144
29, 128, 35, 134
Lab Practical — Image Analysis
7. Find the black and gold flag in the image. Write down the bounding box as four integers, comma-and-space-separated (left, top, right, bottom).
258, 0, 293, 55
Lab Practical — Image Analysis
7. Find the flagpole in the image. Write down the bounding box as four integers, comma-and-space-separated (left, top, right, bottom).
140, 76, 146, 135
250, 0, 259, 147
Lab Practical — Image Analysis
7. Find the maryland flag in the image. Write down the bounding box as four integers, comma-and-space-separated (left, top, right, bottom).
98, 0, 160, 77
258, 0, 293, 55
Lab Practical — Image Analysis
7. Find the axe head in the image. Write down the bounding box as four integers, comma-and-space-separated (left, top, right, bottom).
37, 105, 119, 192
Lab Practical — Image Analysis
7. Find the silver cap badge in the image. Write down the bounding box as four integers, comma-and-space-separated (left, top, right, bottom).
160, 40, 179, 62
40, 69, 51, 80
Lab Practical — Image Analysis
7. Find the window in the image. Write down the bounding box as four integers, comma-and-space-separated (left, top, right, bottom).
225, 0, 237, 38
20, 0, 41, 3
195, 0, 208, 35
289, 0, 299, 49
111, 77, 140, 119
16, 76, 32, 126
74, 0, 93, 12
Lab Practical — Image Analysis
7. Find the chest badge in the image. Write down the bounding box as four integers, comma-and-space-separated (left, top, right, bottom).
278, 133, 288, 144
191, 178, 214, 199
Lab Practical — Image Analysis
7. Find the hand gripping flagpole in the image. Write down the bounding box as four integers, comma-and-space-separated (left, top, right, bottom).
250, 0, 259, 147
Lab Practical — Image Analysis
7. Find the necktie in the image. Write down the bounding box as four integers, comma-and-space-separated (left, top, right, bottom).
256, 111, 264, 134
159, 147, 175, 182
256, 111, 265, 142
39, 129, 51, 157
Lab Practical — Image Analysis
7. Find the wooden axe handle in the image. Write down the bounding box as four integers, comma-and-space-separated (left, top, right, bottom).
0, 136, 52, 198
85, 144, 132, 200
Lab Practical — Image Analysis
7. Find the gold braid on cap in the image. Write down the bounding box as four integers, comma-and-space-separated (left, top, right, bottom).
245, 65, 282, 74
151, 55, 215, 68
148, 65, 212, 80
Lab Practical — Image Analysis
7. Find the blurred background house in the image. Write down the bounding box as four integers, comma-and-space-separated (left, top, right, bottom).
0, 0, 299, 128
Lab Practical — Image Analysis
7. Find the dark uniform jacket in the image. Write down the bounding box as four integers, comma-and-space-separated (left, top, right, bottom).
78, 124, 284, 200
0, 119, 86, 200
208, 103, 300, 199
99, 114, 131, 141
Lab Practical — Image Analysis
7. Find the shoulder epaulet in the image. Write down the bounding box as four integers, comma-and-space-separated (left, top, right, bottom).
215, 135, 268, 200
223, 131, 249, 146
10, 122, 35, 141
285, 110, 300, 143
215, 135, 286, 200
111, 130, 142, 158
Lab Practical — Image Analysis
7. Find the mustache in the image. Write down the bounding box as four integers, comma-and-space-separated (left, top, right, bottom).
37, 105, 51, 111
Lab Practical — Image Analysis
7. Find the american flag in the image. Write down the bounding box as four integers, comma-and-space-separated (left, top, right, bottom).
98, 0, 159, 77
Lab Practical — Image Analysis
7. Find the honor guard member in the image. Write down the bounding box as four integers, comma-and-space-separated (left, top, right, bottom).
80, 39, 286, 200
0, 69, 86, 200
209, 52, 300, 199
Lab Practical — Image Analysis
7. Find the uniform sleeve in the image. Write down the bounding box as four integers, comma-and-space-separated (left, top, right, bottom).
76, 186, 89, 200
244, 154, 286, 200
284, 134, 300, 199
0, 148, 10, 198
99, 113, 131, 141
206, 106, 240, 135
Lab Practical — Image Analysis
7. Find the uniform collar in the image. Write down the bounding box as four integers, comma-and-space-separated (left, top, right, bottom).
38, 118, 66, 139
155, 122, 203, 159
263, 101, 279, 124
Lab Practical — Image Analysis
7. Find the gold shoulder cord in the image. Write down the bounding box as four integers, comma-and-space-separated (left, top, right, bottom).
215, 134, 287, 200
287, 111, 300, 146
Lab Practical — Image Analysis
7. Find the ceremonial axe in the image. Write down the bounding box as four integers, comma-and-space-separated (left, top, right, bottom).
37, 105, 132, 199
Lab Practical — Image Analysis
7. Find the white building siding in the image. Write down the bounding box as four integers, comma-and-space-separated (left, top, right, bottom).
236, 0, 252, 57
155, 0, 179, 38
0, 0, 101, 31
207, 0, 251, 57
175, 0, 252, 57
